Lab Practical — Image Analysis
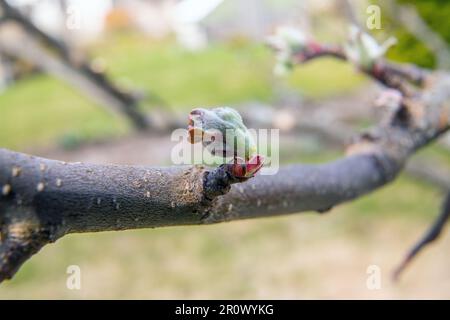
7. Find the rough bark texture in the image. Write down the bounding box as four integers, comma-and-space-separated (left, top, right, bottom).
0, 151, 250, 281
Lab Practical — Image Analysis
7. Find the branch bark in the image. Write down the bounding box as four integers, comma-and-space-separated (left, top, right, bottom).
0, 150, 249, 281
241, 101, 450, 191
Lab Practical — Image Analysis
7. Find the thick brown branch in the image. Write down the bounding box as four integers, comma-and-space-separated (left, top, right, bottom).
0, 151, 396, 282
0, 149, 249, 281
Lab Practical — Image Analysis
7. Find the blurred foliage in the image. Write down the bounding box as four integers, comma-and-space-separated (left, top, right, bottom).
0, 33, 365, 150
1, 31, 450, 299
374, 0, 450, 68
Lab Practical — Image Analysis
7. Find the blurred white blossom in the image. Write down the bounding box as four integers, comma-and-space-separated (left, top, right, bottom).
344, 25, 397, 70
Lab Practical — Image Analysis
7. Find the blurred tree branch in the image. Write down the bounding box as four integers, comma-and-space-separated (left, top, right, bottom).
0, 0, 151, 129
2, 12, 450, 283
241, 101, 450, 191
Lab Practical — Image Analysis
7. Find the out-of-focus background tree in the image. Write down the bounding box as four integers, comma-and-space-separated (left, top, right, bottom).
1, 0, 450, 299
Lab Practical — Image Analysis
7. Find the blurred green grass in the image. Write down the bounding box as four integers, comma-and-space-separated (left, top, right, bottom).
0, 75, 129, 150
0, 34, 365, 150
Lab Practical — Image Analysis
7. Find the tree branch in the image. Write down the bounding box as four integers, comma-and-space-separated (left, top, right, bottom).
240, 101, 450, 191
0, 150, 247, 282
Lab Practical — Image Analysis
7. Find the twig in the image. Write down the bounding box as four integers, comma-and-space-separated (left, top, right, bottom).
393, 191, 450, 281
289, 43, 428, 94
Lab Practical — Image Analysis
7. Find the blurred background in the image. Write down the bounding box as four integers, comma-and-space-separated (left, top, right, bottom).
1, 0, 450, 299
